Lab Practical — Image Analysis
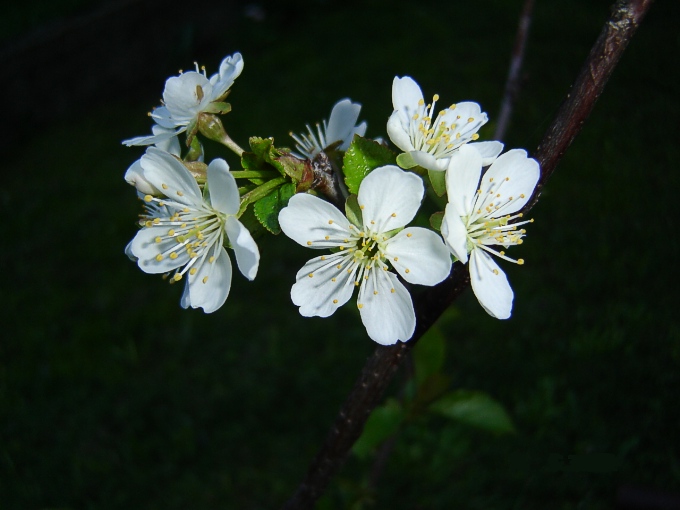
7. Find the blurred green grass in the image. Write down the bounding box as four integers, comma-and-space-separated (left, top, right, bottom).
1, 0, 679, 508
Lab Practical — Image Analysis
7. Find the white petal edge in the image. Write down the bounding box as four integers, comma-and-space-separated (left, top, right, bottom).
141, 147, 202, 204
358, 166, 423, 233
441, 204, 469, 264
125, 158, 159, 195
481, 149, 540, 217
469, 248, 513, 319
279, 193, 352, 248
385, 227, 452, 285
181, 244, 232, 313
207, 159, 240, 215
225, 216, 260, 281
386, 111, 415, 153
468, 141, 504, 166
358, 270, 415, 345
445, 144, 483, 218
290, 253, 357, 318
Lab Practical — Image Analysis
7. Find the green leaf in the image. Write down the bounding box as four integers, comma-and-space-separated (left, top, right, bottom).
343, 136, 396, 194
430, 390, 516, 434
429, 211, 444, 232
252, 183, 296, 234
352, 398, 403, 459
428, 168, 447, 197
396, 152, 417, 169
413, 327, 446, 385
344, 194, 363, 227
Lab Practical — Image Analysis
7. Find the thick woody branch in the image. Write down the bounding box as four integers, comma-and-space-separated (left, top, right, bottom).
281, 1, 652, 508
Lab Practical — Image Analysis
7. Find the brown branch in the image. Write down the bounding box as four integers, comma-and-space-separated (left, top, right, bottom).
494, 0, 536, 142
280, 1, 653, 508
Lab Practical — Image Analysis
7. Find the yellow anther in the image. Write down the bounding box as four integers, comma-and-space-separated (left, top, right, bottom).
347, 269, 352, 274
374, 290, 379, 295
500, 251, 506, 256
456, 115, 461, 119
190, 268, 198, 276
333, 299, 338, 304
155, 236, 162, 243
471, 134, 479, 140
406, 233, 412, 238
370, 220, 375, 224
155, 254, 163, 261
433, 94, 440, 101
505, 177, 510, 181
418, 99, 425, 106
331, 278, 337, 282
209, 256, 215, 263
176, 191, 184, 197
456, 133, 461, 139
339, 246, 345, 251
307, 241, 312, 246
493, 269, 499, 275
337, 264, 342, 270
202, 276, 209, 284
358, 303, 364, 309
161, 183, 168, 190
497, 193, 501, 198
321, 256, 326, 261
520, 194, 526, 199
308, 273, 314, 278
144, 195, 153, 202
391, 213, 397, 217
393, 257, 399, 261
145, 221, 153, 228
169, 252, 178, 260
328, 220, 333, 224
405, 268, 410, 273
518, 259, 525, 265
325, 236, 330, 240
390, 288, 395, 293
173, 274, 182, 281
468, 117, 474, 123
183, 208, 189, 213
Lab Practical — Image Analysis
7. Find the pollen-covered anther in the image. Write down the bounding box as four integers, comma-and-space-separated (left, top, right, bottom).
144, 195, 153, 203
173, 274, 182, 281
333, 299, 338, 304
308, 273, 314, 278
306, 241, 312, 246
328, 220, 334, 224
358, 303, 364, 309
517, 259, 525, 265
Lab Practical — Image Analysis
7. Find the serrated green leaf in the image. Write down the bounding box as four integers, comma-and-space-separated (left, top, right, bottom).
345, 194, 363, 227
352, 398, 403, 459
430, 390, 516, 434
396, 152, 417, 169
413, 327, 446, 385
428, 168, 447, 197
252, 183, 295, 234
430, 211, 444, 232
343, 136, 396, 194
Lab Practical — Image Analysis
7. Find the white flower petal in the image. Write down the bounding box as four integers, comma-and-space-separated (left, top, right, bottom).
441, 204, 469, 264
225, 216, 260, 281
479, 149, 540, 218
358, 270, 415, 345
392, 76, 423, 116
141, 147, 202, 204
122, 126, 183, 147
163, 72, 212, 121
358, 166, 423, 233
279, 194, 352, 248
181, 244, 232, 313
130, 226, 190, 274
445, 101, 487, 139
325, 99, 362, 147
210, 52, 244, 100
149, 107, 179, 129
469, 248, 513, 319
468, 141, 504, 166
291, 254, 357, 317
410, 150, 449, 172
386, 111, 415, 153
207, 159, 240, 215
125, 158, 160, 195
385, 227, 451, 285
152, 125, 182, 155
445, 144, 483, 217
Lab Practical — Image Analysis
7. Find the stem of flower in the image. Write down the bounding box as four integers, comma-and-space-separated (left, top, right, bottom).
238, 176, 286, 215
220, 132, 246, 157
279, 1, 653, 508
230, 170, 280, 180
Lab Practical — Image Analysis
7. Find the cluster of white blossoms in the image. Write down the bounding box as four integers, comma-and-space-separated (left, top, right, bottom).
122, 52, 540, 345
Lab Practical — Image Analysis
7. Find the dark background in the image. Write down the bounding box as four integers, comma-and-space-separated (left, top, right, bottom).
1, 0, 679, 508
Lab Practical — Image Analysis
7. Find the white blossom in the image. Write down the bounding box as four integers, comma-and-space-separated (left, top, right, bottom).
441, 144, 539, 319
123, 53, 244, 147
128, 147, 259, 313
290, 98, 367, 159
279, 165, 452, 345
387, 76, 503, 171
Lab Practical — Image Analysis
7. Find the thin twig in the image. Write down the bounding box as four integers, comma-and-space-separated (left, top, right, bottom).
280, 1, 653, 508
494, 0, 536, 142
